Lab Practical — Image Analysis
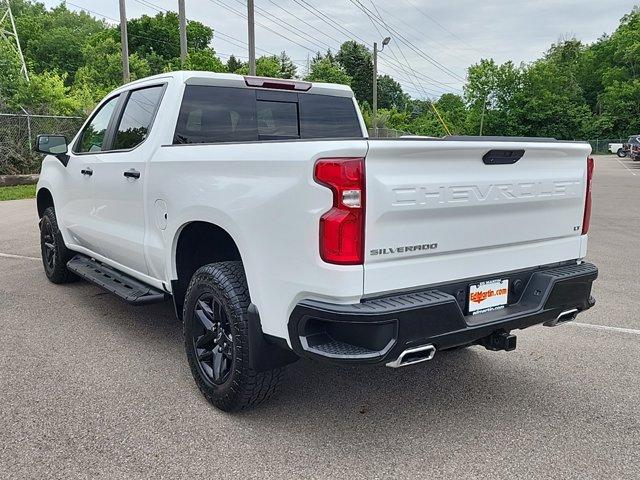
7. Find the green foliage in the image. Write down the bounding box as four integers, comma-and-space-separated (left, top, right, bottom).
226, 55, 245, 73
126, 12, 213, 60
74, 33, 150, 102
277, 52, 297, 79
336, 41, 373, 104
3, 0, 640, 146
13, 1, 105, 82
0, 184, 36, 201
236, 55, 283, 77
305, 55, 351, 84
13, 71, 85, 115
183, 50, 227, 72
376, 75, 409, 110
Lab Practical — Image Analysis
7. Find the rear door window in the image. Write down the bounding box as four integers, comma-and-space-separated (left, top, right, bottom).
113, 85, 164, 150
173, 85, 363, 144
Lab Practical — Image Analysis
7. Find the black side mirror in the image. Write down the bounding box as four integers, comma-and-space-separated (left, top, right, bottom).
36, 135, 69, 166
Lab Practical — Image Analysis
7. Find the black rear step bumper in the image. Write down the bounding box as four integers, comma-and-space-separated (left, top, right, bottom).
288, 262, 598, 365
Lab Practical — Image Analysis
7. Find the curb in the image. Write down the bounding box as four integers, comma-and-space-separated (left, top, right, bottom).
0, 174, 39, 187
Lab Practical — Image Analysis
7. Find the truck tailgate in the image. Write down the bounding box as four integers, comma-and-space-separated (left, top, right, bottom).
364, 139, 591, 295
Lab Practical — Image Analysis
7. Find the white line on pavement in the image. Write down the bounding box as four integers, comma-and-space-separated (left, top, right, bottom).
0, 252, 40, 261
616, 158, 637, 176
568, 321, 640, 336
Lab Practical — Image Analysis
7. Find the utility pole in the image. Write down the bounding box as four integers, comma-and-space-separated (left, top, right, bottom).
118, 0, 130, 84
372, 37, 390, 137
178, 0, 187, 66
247, 0, 256, 75
479, 92, 488, 136
1, 0, 29, 81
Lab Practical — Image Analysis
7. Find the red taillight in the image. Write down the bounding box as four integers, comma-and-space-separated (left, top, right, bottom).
314, 158, 365, 265
582, 156, 594, 234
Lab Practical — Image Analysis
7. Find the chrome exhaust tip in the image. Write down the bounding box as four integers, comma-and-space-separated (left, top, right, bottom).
386, 344, 436, 368
544, 308, 579, 327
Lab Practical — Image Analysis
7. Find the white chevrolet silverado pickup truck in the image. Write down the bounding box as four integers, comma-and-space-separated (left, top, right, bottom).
35, 71, 598, 411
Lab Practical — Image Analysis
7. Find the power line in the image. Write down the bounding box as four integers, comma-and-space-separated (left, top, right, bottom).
289, 0, 461, 93
266, 0, 344, 48
368, 1, 478, 61
229, 0, 336, 52
361, 0, 451, 133
403, 0, 483, 55
207, 0, 322, 54
348, 0, 466, 82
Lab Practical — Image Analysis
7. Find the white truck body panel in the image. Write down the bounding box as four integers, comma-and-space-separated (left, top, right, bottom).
37, 71, 592, 345
363, 140, 590, 294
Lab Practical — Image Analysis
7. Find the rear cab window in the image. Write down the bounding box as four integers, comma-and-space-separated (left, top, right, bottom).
173, 85, 363, 144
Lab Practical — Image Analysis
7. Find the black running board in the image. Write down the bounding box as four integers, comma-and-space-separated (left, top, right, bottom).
67, 255, 169, 306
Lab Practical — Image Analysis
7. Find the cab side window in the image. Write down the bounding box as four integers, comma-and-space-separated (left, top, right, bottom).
113, 86, 164, 150
76, 95, 119, 153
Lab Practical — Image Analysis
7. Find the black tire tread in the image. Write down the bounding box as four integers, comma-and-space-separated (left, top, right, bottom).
41, 207, 74, 284
183, 261, 284, 411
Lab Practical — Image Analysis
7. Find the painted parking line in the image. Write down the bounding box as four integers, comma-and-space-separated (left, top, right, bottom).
568, 321, 640, 336
616, 158, 637, 176
0, 252, 40, 261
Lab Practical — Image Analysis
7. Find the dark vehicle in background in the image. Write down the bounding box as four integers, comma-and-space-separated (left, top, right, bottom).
624, 136, 640, 160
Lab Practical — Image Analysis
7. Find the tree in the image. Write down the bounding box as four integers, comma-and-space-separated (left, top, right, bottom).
464, 59, 522, 135
336, 41, 373, 103
13, 1, 105, 83
74, 33, 150, 102
305, 56, 351, 85
237, 55, 281, 77
278, 51, 297, 79
376, 75, 408, 110
126, 13, 213, 61
226, 55, 244, 73
183, 50, 227, 72
12, 71, 86, 114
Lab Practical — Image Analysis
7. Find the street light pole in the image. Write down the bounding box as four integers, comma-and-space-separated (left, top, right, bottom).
372, 37, 390, 138
247, 0, 256, 76
373, 42, 378, 137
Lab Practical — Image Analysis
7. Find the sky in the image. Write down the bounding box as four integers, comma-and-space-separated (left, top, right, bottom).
45, 0, 638, 98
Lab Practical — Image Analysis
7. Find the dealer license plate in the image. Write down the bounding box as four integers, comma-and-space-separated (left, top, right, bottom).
468, 279, 509, 315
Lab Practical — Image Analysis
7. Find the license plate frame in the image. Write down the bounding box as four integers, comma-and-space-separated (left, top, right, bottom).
468, 278, 509, 315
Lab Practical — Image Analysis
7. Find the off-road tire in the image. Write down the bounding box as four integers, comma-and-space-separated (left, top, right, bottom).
183, 261, 284, 411
40, 207, 75, 284
617, 148, 627, 158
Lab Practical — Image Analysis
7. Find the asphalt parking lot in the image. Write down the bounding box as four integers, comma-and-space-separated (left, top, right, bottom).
1, 155, 638, 479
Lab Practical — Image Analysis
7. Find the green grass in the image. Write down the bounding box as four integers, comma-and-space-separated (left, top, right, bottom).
0, 184, 37, 201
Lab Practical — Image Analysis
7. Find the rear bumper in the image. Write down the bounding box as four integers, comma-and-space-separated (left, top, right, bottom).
288, 262, 597, 365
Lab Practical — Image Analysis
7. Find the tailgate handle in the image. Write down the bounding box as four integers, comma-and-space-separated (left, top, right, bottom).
482, 149, 524, 165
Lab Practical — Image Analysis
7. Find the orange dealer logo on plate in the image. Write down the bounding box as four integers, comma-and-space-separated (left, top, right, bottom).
470, 287, 508, 304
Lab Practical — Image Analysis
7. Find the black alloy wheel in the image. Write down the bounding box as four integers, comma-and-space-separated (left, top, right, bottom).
40, 206, 74, 284
192, 294, 234, 385
41, 219, 57, 273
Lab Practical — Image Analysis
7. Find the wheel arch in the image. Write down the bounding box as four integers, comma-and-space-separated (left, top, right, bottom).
36, 187, 55, 218
171, 220, 244, 320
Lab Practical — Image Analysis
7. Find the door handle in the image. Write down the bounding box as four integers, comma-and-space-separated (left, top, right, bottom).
123, 169, 141, 179
81, 168, 93, 176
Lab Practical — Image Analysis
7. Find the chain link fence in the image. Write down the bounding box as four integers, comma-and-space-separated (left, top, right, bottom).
368, 127, 406, 138
587, 138, 628, 155
0, 111, 84, 175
